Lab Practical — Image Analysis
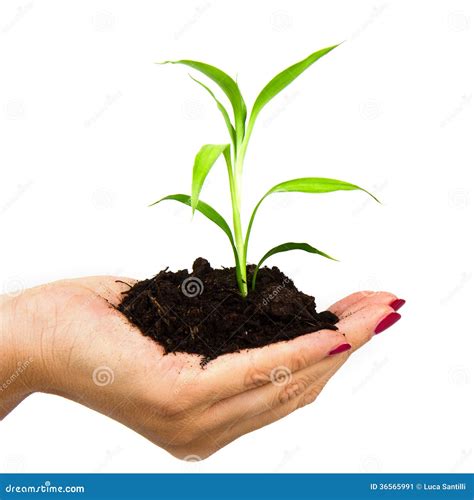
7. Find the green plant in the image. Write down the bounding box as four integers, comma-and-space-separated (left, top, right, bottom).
152, 45, 378, 297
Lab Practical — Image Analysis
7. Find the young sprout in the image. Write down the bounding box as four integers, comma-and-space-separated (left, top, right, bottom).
152, 45, 378, 298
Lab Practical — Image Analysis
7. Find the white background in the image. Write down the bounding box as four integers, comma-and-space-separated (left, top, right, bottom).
1, 0, 473, 473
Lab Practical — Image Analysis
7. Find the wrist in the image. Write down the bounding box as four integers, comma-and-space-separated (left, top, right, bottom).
0, 290, 45, 405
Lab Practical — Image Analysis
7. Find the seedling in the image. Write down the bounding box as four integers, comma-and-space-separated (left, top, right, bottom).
152, 45, 378, 297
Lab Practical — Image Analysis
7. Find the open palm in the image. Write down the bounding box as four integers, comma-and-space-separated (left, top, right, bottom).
2, 276, 401, 460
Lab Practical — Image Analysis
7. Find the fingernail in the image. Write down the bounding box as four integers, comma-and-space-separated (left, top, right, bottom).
329, 343, 352, 355
389, 298, 406, 311
374, 312, 401, 334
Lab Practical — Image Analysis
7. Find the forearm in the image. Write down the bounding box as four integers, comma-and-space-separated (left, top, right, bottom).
0, 293, 38, 418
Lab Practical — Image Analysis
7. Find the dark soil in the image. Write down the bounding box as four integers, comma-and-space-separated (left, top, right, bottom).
117, 258, 339, 365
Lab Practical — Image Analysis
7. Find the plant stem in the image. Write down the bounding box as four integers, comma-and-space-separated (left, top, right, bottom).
226, 149, 247, 297
231, 118, 258, 297
233, 200, 247, 297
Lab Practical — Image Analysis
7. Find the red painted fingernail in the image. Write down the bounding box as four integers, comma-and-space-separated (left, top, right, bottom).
389, 298, 406, 311
329, 343, 352, 355
374, 312, 401, 334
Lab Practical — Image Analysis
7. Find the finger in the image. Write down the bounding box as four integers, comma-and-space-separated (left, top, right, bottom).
269, 303, 402, 406
327, 291, 374, 316
211, 352, 344, 454
338, 302, 400, 350
200, 328, 348, 400
204, 351, 334, 427
205, 303, 400, 426
187, 381, 320, 458
193, 339, 352, 458
187, 304, 402, 456
338, 291, 398, 319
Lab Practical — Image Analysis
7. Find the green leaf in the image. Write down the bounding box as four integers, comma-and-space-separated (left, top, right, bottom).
245, 177, 378, 259
189, 75, 236, 148
191, 144, 230, 212
266, 177, 379, 201
150, 194, 242, 283
248, 45, 340, 131
150, 193, 234, 248
159, 60, 247, 143
251, 242, 336, 290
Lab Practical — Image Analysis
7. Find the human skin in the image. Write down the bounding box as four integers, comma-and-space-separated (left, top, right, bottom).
0, 277, 403, 460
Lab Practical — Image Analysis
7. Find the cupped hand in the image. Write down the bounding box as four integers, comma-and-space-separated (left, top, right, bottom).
0, 277, 402, 460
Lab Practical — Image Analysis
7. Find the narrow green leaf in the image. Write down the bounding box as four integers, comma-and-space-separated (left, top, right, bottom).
159, 60, 247, 142
150, 194, 242, 286
245, 177, 378, 260
248, 45, 340, 131
150, 193, 234, 247
252, 242, 336, 290
189, 75, 236, 148
191, 144, 229, 212
235, 78, 247, 127
267, 177, 379, 201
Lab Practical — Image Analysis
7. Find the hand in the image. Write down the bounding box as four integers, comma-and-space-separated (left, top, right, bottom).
0, 277, 402, 459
